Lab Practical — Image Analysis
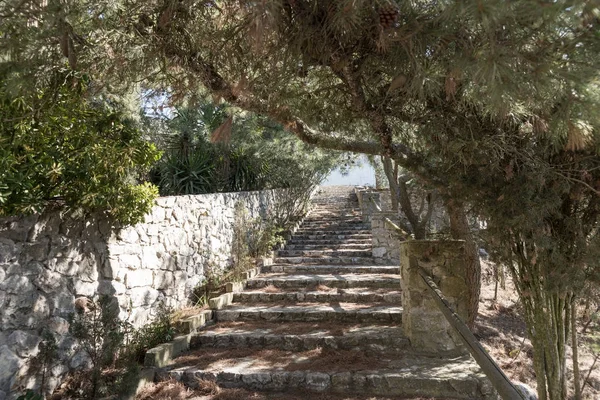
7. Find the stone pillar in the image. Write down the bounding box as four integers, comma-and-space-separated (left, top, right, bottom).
371, 212, 402, 264
359, 191, 381, 222
400, 240, 470, 356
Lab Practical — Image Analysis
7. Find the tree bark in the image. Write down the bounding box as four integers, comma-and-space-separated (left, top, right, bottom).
572, 300, 582, 400
381, 156, 399, 211
445, 198, 480, 329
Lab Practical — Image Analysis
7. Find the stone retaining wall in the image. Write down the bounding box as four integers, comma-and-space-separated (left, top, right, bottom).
0, 189, 290, 398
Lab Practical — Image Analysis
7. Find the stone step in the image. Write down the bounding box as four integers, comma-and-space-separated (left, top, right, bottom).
277, 249, 372, 257
246, 273, 400, 290
234, 289, 402, 304
290, 234, 372, 241
162, 350, 491, 399
306, 212, 361, 218
302, 217, 364, 223
215, 303, 403, 323
302, 219, 371, 229
287, 239, 372, 246
295, 228, 370, 234
262, 265, 399, 274
273, 256, 376, 265
284, 243, 371, 250
190, 322, 408, 353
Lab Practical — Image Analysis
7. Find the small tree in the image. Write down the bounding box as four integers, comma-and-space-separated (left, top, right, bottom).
0, 72, 160, 224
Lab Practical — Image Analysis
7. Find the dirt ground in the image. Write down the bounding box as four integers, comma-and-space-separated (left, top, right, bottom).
476, 260, 600, 399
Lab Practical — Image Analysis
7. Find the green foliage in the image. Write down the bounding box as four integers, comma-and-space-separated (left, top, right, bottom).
192, 261, 223, 307
125, 301, 175, 363
246, 217, 285, 259
15, 391, 43, 400
68, 296, 174, 398
156, 146, 215, 195
0, 74, 160, 225
69, 296, 126, 399
147, 103, 339, 196
24, 331, 58, 397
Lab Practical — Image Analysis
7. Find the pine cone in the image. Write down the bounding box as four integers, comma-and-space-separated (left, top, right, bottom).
379, 3, 399, 29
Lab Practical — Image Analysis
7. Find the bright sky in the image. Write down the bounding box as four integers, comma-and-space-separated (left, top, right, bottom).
322, 155, 376, 186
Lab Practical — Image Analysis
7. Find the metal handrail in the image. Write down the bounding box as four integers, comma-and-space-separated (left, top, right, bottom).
417, 267, 526, 400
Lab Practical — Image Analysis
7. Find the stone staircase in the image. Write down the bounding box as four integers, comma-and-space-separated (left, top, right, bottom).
159, 186, 494, 399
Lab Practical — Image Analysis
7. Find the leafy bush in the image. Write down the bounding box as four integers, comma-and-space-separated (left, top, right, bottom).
68, 296, 175, 398
146, 103, 339, 196
125, 302, 176, 363
69, 296, 126, 398
156, 147, 215, 195
0, 74, 161, 225
191, 261, 223, 306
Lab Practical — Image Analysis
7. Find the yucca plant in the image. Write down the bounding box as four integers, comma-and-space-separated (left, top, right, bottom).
156, 147, 215, 195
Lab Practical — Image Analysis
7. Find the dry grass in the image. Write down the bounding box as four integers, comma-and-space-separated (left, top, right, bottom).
137, 379, 194, 400
476, 259, 600, 399
171, 305, 209, 322
261, 284, 283, 293
196, 379, 221, 395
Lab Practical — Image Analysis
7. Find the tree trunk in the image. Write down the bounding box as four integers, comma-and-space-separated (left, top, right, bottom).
524, 291, 570, 400
398, 179, 427, 239
381, 156, 399, 211
572, 300, 582, 400
445, 198, 480, 329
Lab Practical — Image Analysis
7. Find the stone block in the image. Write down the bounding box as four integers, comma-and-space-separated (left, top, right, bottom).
141, 247, 160, 269
47, 317, 70, 336
400, 240, 470, 355
24, 240, 50, 262
175, 310, 213, 334
1, 275, 34, 294
129, 287, 160, 307
125, 269, 154, 289
51, 292, 75, 316
242, 373, 272, 388
305, 372, 331, 391
118, 227, 139, 243
98, 280, 126, 296
226, 282, 244, 293
0, 345, 21, 392
7, 261, 43, 277
31, 293, 50, 320
209, 293, 233, 310
0, 239, 18, 264
331, 372, 352, 389
119, 254, 141, 270
125, 368, 156, 400
74, 281, 97, 297
144, 334, 191, 368
373, 247, 387, 258
7, 331, 41, 358
154, 271, 175, 290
